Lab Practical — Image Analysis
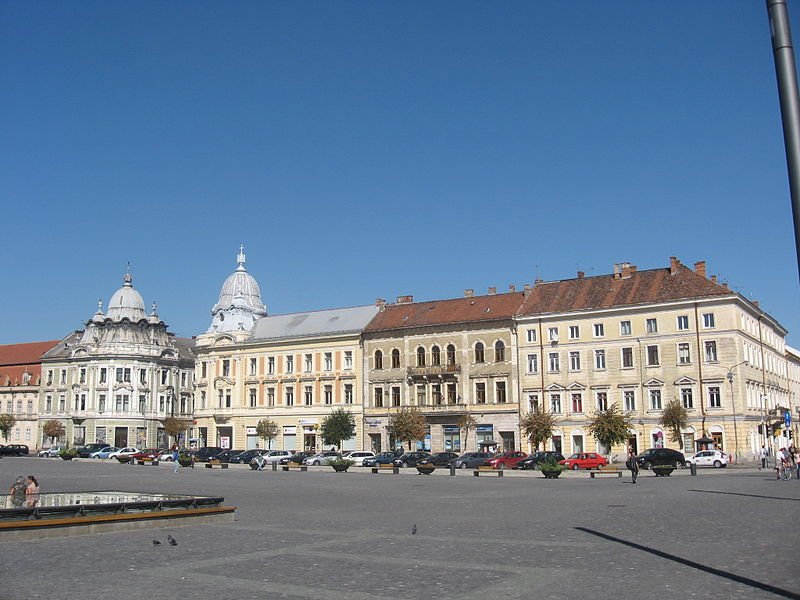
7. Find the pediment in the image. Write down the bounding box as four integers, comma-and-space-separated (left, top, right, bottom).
673, 376, 696, 386
644, 378, 664, 387
546, 383, 565, 391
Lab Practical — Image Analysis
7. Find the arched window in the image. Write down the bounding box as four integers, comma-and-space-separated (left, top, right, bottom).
495, 341, 506, 362
374, 350, 383, 370
475, 342, 485, 363
417, 347, 426, 367
446, 344, 456, 366
431, 346, 441, 366
391, 349, 401, 369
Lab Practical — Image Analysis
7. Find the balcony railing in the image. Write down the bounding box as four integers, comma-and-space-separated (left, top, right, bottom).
406, 364, 461, 378
416, 402, 468, 415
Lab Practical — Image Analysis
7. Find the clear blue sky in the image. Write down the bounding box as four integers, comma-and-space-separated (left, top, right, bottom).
2, 1, 800, 345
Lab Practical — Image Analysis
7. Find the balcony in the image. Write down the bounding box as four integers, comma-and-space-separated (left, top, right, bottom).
416, 402, 468, 416
406, 364, 461, 379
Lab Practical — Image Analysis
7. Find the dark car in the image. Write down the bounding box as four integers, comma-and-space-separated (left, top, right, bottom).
636, 447, 686, 469
517, 451, 565, 470
194, 446, 225, 462
215, 449, 246, 463
393, 452, 431, 468
451, 452, 495, 469
418, 452, 459, 467
363, 451, 400, 467
0, 444, 30, 456
75, 443, 108, 458
229, 449, 267, 464
280, 451, 313, 465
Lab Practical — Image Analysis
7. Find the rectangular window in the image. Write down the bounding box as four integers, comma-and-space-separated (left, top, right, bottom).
649, 389, 662, 410
304, 354, 312, 373
115, 368, 123, 383
496, 381, 506, 403
344, 384, 353, 404
526, 329, 537, 343
222, 360, 230, 377
59, 394, 66, 412
60, 370, 66, 385
304, 386, 313, 406
549, 352, 560, 372
286, 356, 294, 374
46, 370, 53, 386
569, 325, 580, 339
475, 383, 486, 404
433, 384, 442, 405
548, 327, 559, 342
138, 395, 145, 414
646, 318, 658, 334
344, 351, 353, 370
678, 343, 691, 364
447, 383, 457, 404
201, 362, 207, 378
116, 394, 123, 412
200, 391, 206, 409
123, 395, 130, 412
681, 388, 693, 409
417, 384, 427, 405
267, 357, 275, 375
79, 368, 86, 384
708, 386, 721, 408
596, 391, 608, 411
594, 349, 606, 370
98, 394, 105, 413
250, 357, 258, 376
324, 385, 333, 405
527, 353, 539, 374
161, 369, 168, 385
593, 323, 604, 338
624, 390, 636, 411
45, 394, 53, 412
138, 369, 146, 385
646, 345, 659, 366
571, 393, 583, 413
550, 393, 562, 413
99, 368, 107, 384
181, 372, 187, 387
703, 313, 716, 328
267, 387, 275, 407
285, 387, 294, 406
704, 341, 718, 363
249, 389, 257, 408
225, 391, 231, 408
622, 347, 634, 368
620, 320, 632, 336
324, 352, 332, 371
528, 393, 539, 412
391, 386, 401, 407
374, 388, 384, 408
570, 351, 581, 371
677, 315, 689, 331
217, 390, 223, 408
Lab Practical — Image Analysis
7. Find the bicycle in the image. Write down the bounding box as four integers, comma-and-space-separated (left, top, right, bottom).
779, 462, 792, 481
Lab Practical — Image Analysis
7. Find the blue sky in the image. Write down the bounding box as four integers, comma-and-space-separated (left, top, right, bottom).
2, 1, 800, 344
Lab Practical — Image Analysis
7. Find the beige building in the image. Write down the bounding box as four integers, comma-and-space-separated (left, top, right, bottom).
515, 257, 789, 462
192, 248, 377, 451
362, 291, 524, 454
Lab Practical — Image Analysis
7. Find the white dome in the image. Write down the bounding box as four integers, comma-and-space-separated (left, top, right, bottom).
208, 246, 267, 333
106, 273, 147, 322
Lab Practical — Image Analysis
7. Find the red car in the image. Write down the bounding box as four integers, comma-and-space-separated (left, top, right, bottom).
486, 451, 528, 470
559, 452, 608, 470
131, 448, 162, 461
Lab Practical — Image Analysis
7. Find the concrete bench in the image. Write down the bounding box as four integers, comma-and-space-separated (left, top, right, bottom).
136, 459, 159, 466
371, 465, 399, 474
204, 461, 228, 469
474, 466, 503, 477
282, 463, 307, 472
590, 468, 623, 478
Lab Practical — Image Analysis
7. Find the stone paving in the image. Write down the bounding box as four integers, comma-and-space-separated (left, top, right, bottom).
1, 457, 799, 600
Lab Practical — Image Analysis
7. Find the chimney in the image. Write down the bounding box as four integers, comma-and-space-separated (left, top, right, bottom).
694, 260, 706, 278
710, 275, 717, 284
534, 275, 543, 285
464, 289, 474, 298
509, 284, 516, 292
613, 263, 621, 280
621, 263, 631, 279
577, 271, 585, 279
753, 300, 760, 307
396, 295, 413, 304
669, 256, 680, 275
375, 298, 386, 309
722, 282, 729, 290
488, 286, 496, 295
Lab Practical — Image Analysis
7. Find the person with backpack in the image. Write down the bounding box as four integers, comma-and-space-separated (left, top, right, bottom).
8, 476, 26, 507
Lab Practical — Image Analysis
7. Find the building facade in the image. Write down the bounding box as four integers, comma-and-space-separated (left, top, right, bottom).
37, 272, 195, 449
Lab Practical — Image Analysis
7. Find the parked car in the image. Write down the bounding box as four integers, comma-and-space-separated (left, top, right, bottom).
229, 449, 267, 464
393, 452, 431, 468
363, 451, 400, 467
194, 447, 225, 462
417, 452, 459, 467
108, 447, 139, 459
0, 444, 29, 456
684, 450, 728, 468
517, 451, 565, 470
130, 448, 162, 461
559, 452, 608, 470
303, 451, 340, 466
279, 451, 314, 465
76, 443, 108, 458
486, 451, 528, 470
636, 448, 686, 469
451, 452, 495, 469
90, 446, 120, 459
37, 446, 65, 458
214, 449, 246, 463
261, 450, 294, 463
342, 451, 375, 466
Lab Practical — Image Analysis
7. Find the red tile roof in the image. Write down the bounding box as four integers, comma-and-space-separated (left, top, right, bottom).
518, 264, 732, 316
364, 293, 526, 333
0, 340, 61, 386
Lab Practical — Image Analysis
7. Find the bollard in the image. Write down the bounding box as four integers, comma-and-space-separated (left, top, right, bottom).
272, 461, 277, 472
450, 464, 456, 476
690, 463, 697, 476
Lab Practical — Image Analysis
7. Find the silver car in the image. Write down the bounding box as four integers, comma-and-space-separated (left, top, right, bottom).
37, 446, 64, 457
302, 451, 340, 466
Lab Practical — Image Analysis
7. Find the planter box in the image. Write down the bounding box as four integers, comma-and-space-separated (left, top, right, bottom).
416, 465, 436, 475
652, 466, 674, 477
541, 469, 562, 479
331, 464, 350, 472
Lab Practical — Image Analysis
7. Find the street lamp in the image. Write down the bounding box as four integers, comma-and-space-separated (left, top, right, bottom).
725, 360, 748, 463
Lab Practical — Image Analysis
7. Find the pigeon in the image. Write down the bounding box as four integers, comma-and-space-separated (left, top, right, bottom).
411, 524, 417, 535
167, 534, 178, 546
152, 539, 161, 546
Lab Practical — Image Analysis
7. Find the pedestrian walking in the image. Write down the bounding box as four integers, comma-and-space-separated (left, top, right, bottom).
760, 445, 768, 470
626, 448, 639, 484
25, 475, 40, 507
8, 476, 26, 508
172, 445, 180, 473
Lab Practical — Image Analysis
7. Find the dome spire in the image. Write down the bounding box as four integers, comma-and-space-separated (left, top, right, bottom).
237, 244, 246, 271
124, 262, 133, 286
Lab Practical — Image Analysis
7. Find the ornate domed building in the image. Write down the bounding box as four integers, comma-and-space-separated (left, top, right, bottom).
207, 246, 267, 335
38, 271, 195, 450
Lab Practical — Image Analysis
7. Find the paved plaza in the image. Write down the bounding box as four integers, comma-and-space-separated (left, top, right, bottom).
1, 458, 799, 600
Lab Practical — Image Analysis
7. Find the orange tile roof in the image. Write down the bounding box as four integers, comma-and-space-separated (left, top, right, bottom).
0, 340, 60, 386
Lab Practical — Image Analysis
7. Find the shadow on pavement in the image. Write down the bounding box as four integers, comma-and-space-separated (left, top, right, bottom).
575, 526, 800, 600
688, 489, 800, 503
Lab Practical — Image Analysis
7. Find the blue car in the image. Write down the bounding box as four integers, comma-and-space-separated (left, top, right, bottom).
90, 446, 120, 459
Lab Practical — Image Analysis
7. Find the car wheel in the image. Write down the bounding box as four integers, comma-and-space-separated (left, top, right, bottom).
402, 461, 409, 468
313, 460, 320, 466
643, 461, 652, 470
460, 463, 467, 469
571, 464, 579, 470
684, 461, 692, 468
713, 460, 722, 468
498, 463, 506, 470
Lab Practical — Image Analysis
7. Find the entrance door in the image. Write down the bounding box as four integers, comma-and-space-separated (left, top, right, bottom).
217, 426, 233, 449
304, 434, 317, 452
500, 431, 515, 452
627, 436, 638, 455
369, 433, 381, 454
552, 435, 562, 454
115, 427, 128, 447
711, 432, 723, 451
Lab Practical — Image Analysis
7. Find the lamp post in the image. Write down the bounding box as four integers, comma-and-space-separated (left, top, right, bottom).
725, 360, 748, 464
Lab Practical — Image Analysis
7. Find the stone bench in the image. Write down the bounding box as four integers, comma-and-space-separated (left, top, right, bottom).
136, 459, 159, 466
590, 467, 623, 478
474, 466, 503, 477
371, 465, 399, 474
204, 461, 228, 469
282, 463, 307, 472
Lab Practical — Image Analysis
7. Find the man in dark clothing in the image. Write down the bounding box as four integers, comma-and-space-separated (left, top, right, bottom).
626, 448, 639, 484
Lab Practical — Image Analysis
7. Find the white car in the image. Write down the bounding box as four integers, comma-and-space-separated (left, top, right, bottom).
685, 450, 729, 468
108, 447, 139, 459
37, 446, 64, 457
261, 450, 294, 464
342, 451, 375, 466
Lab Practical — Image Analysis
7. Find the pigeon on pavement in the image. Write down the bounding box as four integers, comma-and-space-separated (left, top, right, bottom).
167, 534, 178, 546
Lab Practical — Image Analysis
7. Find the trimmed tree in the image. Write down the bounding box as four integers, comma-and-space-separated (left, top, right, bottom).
457, 413, 478, 453
42, 419, 66, 445
388, 407, 427, 451
319, 409, 356, 456
586, 403, 631, 456
164, 417, 190, 446
660, 398, 689, 448
520, 408, 556, 451
0, 414, 16, 442
256, 418, 280, 450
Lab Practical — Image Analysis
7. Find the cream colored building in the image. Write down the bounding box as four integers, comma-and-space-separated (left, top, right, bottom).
516, 257, 789, 462
192, 248, 378, 451
362, 291, 524, 454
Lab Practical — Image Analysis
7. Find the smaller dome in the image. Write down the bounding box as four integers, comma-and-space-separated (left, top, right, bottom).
106, 272, 147, 322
